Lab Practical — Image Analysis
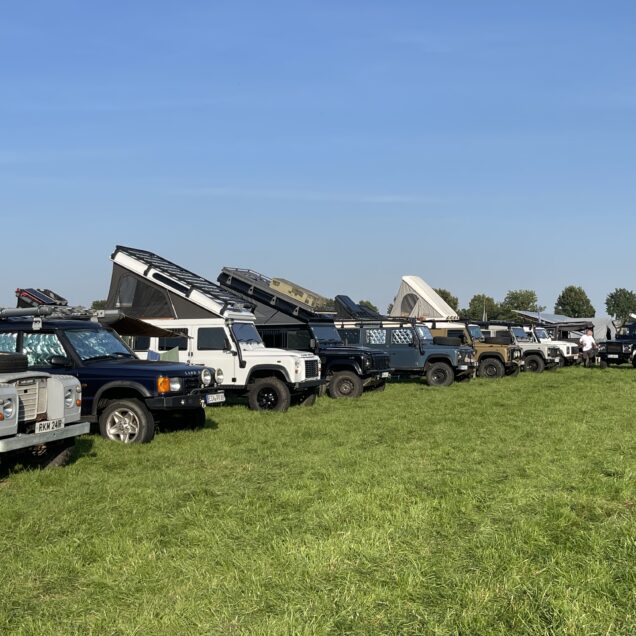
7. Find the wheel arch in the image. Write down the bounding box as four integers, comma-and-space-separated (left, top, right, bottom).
92, 382, 151, 417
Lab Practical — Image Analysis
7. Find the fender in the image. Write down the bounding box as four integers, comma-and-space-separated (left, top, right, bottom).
92, 381, 151, 417
325, 360, 363, 376
423, 355, 455, 368
478, 352, 505, 364
523, 349, 545, 359
247, 364, 292, 384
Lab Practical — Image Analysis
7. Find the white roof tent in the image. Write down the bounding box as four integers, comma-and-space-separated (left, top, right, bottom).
514, 310, 616, 342
389, 275, 459, 321
106, 246, 254, 320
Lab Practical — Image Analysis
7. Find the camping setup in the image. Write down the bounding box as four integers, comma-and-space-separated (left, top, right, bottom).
389, 275, 459, 321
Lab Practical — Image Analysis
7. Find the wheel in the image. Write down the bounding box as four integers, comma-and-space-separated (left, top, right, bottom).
328, 371, 364, 398
0, 353, 28, 373
99, 399, 155, 443
478, 358, 505, 379
525, 354, 545, 373
426, 362, 454, 387
247, 378, 291, 411
558, 356, 566, 368
600, 360, 608, 369
27, 438, 75, 469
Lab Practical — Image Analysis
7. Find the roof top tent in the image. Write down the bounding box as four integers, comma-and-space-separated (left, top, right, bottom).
334, 295, 383, 321
389, 275, 459, 321
106, 246, 255, 321
217, 267, 335, 325
513, 310, 616, 342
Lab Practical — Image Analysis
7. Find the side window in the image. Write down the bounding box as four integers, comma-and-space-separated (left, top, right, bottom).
448, 329, 465, 339
22, 332, 66, 367
287, 330, 311, 350
131, 336, 150, 351
338, 329, 360, 345
0, 332, 18, 353
259, 329, 286, 349
197, 328, 227, 351
391, 329, 413, 345
158, 328, 189, 351
365, 329, 387, 345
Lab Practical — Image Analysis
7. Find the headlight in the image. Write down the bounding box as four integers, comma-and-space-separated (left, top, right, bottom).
623, 344, 631, 353
0, 398, 15, 420
157, 376, 182, 393
200, 368, 213, 387
363, 356, 373, 368
598, 343, 606, 352
215, 368, 224, 385
295, 359, 302, 375
65, 388, 74, 408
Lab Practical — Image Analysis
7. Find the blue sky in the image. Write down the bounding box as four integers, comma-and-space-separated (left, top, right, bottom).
2, 1, 635, 315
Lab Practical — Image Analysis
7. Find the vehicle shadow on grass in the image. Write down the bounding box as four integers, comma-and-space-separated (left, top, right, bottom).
0, 435, 95, 480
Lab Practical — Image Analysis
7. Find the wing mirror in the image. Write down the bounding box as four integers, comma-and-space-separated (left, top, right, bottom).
48, 355, 72, 367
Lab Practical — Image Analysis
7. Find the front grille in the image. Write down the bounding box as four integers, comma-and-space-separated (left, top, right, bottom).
571, 345, 579, 355
372, 353, 391, 370
606, 343, 624, 354
182, 376, 200, 393
15, 378, 46, 423
304, 359, 320, 379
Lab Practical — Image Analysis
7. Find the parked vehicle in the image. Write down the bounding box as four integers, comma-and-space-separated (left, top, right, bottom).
0, 346, 89, 469
598, 322, 636, 368
107, 246, 323, 411
0, 306, 223, 444
478, 322, 561, 372
336, 318, 475, 387
424, 321, 524, 378
528, 325, 579, 366
216, 269, 391, 398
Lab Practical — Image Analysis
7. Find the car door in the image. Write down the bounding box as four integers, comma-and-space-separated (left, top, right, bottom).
192, 326, 235, 386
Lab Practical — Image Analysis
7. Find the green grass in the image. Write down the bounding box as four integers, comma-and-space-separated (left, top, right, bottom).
1, 368, 635, 635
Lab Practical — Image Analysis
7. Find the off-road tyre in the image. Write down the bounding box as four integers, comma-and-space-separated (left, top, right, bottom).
328, 371, 364, 399
0, 353, 28, 373
478, 358, 505, 379
99, 399, 155, 443
525, 354, 545, 373
426, 362, 454, 387
248, 378, 291, 412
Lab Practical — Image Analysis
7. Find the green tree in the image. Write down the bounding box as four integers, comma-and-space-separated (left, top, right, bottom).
91, 299, 107, 310
462, 294, 499, 321
498, 289, 545, 320
554, 285, 595, 317
605, 288, 636, 324
434, 288, 459, 311
358, 299, 379, 314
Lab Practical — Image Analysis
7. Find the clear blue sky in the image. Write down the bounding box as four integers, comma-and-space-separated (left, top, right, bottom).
2, 1, 635, 315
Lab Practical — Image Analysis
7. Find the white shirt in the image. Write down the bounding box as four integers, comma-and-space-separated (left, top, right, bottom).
579, 334, 596, 352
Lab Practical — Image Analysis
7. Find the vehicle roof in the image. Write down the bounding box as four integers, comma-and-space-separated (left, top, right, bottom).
0, 318, 104, 331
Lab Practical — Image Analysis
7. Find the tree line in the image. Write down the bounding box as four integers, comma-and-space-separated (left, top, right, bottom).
425, 286, 636, 324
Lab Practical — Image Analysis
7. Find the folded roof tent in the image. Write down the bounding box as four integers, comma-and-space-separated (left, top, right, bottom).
389, 275, 459, 321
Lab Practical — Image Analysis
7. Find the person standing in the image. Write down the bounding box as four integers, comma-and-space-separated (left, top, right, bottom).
579, 327, 597, 368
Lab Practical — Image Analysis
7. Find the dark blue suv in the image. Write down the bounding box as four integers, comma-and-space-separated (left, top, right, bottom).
0, 313, 224, 444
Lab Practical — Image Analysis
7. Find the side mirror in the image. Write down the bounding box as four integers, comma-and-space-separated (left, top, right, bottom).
309, 338, 316, 349
48, 355, 72, 367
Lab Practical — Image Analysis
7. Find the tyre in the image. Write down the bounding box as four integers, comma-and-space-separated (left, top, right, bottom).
247, 378, 291, 411
328, 371, 364, 399
600, 360, 608, 369
478, 358, 505, 379
0, 353, 28, 373
525, 354, 545, 373
426, 362, 454, 387
99, 399, 155, 443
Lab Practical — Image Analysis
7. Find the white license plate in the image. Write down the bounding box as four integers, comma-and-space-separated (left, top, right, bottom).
205, 392, 225, 405
381, 372, 391, 378
458, 365, 468, 370
35, 419, 64, 434
608, 354, 619, 359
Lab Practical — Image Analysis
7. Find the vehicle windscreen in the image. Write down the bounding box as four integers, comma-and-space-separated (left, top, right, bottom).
534, 327, 550, 340
511, 327, 533, 342
231, 322, 263, 345
416, 326, 434, 340
468, 325, 484, 341
65, 328, 135, 362
311, 324, 343, 344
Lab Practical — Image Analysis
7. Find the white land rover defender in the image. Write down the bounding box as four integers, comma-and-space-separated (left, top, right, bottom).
106, 246, 323, 411
530, 326, 580, 366
0, 351, 89, 468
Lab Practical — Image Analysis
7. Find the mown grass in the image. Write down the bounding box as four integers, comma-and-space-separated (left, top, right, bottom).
1, 367, 635, 635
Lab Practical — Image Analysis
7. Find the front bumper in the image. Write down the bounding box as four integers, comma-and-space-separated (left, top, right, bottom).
363, 370, 392, 387
455, 361, 477, 378
0, 420, 90, 453
146, 389, 225, 411
600, 352, 630, 365
292, 379, 325, 391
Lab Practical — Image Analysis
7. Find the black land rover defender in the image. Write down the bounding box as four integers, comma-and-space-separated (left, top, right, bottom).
599, 322, 636, 368
217, 268, 392, 398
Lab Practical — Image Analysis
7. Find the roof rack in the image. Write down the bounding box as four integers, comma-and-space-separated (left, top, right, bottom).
111, 246, 253, 317
218, 267, 334, 322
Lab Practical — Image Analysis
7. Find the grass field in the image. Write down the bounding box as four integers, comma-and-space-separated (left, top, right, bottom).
1, 367, 635, 635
